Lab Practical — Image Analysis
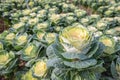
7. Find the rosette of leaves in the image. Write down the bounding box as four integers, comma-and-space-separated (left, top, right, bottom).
105, 26, 120, 36
44, 33, 56, 45
46, 25, 106, 80
98, 2, 120, 17
61, 3, 75, 13
65, 14, 77, 25
22, 9, 31, 16
95, 20, 108, 31
33, 31, 49, 47
104, 4, 118, 17
53, 26, 62, 33
49, 14, 62, 25
4, 32, 16, 45
17, 59, 50, 80
12, 22, 26, 33
44, 4, 51, 10
13, 33, 31, 50
0, 50, 17, 75
87, 26, 98, 33
33, 22, 49, 33
93, 31, 103, 37
21, 70, 37, 80
90, 0, 110, 10
48, 7, 59, 14
35, 31, 46, 41
80, 17, 90, 26
27, 18, 39, 28
88, 14, 101, 24
30, 59, 49, 79
29, 12, 37, 18
80, 14, 100, 26
20, 16, 29, 23
74, 9, 87, 19
10, 10, 22, 24
99, 35, 120, 55
21, 40, 45, 61
31, 6, 41, 13
101, 17, 119, 29
37, 9, 48, 22
0, 31, 9, 40
97, 6, 109, 16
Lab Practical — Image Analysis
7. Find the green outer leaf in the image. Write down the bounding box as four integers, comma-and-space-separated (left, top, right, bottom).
86, 42, 99, 58
115, 43, 120, 53
7, 58, 18, 70
93, 42, 105, 58
47, 57, 63, 68
25, 59, 36, 67
88, 60, 106, 73
80, 70, 97, 80
50, 44, 75, 62
0, 51, 15, 69
21, 43, 38, 61
51, 68, 69, 80
61, 52, 88, 61
13, 33, 29, 50
0, 57, 17, 75
64, 59, 97, 69
111, 61, 118, 79
21, 41, 42, 61
46, 44, 57, 58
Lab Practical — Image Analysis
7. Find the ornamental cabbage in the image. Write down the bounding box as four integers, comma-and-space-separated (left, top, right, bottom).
49, 14, 61, 24
0, 51, 15, 69
21, 70, 37, 80
21, 42, 39, 61
96, 21, 107, 30
45, 33, 56, 44
31, 60, 47, 77
30, 13, 37, 18
5, 33, 15, 44
59, 25, 92, 52
5, 33, 15, 40
36, 22, 49, 30
99, 36, 116, 54
14, 33, 28, 50
22, 9, 31, 16
20, 16, 29, 23
28, 18, 39, 26
13, 22, 25, 30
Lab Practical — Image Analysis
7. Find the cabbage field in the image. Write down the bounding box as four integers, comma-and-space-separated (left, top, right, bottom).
0, 0, 120, 80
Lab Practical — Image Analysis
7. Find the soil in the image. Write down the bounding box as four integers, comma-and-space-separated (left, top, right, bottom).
0, 18, 8, 33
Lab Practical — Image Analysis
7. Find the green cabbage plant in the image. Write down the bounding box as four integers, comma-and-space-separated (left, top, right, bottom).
21, 59, 49, 80
13, 33, 30, 50
46, 25, 105, 80
0, 50, 17, 75
4, 32, 16, 45
59, 25, 92, 52
21, 41, 43, 61
99, 36, 119, 55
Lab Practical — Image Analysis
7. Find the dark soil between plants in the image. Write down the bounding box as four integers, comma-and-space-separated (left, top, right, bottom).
0, 18, 9, 33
